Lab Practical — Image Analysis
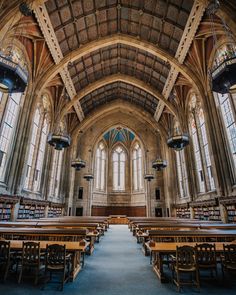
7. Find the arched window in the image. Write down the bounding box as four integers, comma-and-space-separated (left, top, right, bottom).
189, 97, 215, 192
216, 92, 236, 169
112, 146, 126, 191
190, 116, 205, 193
49, 149, 64, 197
0, 92, 23, 181
24, 108, 41, 189
176, 150, 189, 198
132, 142, 143, 191
33, 118, 48, 191
213, 44, 236, 178
24, 98, 49, 191
95, 142, 106, 191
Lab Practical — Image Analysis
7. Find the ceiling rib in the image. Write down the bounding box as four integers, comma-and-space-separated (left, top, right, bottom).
154, 0, 208, 122
33, 3, 84, 121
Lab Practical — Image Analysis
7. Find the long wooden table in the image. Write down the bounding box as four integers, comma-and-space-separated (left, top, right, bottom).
7, 240, 90, 281
145, 240, 236, 283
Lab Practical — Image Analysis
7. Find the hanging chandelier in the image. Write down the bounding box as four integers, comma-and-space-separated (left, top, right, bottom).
167, 133, 189, 151
83, 174, 94, 181
0, 54, 28, 93
152, 158, 167, 171
0, 3, 31, 93
47, 132, 71, 150
71, 158, 86, 171
208, 0, 236, 94
144, 174, 154, 182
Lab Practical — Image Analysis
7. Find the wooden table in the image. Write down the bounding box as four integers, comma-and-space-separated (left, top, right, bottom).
86, 232, 100, 254
145, 240, 236, 283
0, 227, 88, 241
7, 240, 90, 281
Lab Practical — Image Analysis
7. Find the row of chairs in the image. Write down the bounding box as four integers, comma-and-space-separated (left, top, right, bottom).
171, 243, 236, 292
0, 241, 71, 290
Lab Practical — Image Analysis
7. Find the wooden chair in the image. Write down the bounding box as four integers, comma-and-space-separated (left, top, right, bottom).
196, 243, 217, 277
18, 241, 41, 285
44, 244, 71, 291
0, 240, 11, 281
221, 244, 236, 275
171, 245, 200, 292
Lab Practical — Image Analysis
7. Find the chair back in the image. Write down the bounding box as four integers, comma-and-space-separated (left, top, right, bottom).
45, 244, 66, 269
0, 240, 10, 262
176, 245, 196, 268
223, 244, 236, 263
196, 243, 216, 265
22, 241, 40, 264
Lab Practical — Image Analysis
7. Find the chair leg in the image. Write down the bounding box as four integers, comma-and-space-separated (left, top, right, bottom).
18, 265, 23, 284
196, 270, 200, 291
4, 262, 10, 282
34, 267, 39, 285
61, 270, 66, 291
176, 270, 180, 292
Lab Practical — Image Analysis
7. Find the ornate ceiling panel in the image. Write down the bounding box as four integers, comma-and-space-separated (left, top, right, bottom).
46, 0, 193, 56
80, 81, 159, 116
68, 44, 169, 93
44, 0, 194, 119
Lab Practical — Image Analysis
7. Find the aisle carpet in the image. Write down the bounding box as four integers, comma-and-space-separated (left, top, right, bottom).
1, 225, 236, 295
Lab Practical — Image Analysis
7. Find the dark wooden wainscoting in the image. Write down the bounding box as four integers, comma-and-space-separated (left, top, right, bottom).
91, 206, 146, 217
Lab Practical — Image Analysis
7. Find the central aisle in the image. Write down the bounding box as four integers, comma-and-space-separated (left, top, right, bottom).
72, 224, 161, 295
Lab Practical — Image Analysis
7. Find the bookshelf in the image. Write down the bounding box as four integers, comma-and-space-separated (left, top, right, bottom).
193, 207, 206, 220
176, 207, 190, 219
0, 195, 19, 221
208, 206, 221, 221
17, 198, 48, 219
48, 204, 64, 217
0, 203, 13, 221
219, 196, 236, 223
226, 204, 236, 223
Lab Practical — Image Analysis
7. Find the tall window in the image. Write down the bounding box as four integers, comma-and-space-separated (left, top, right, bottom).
190, 117, 205, 193
132, 143, 143, 191
24, 109, 41, 189
0, 92, 22, 181
216, 93, 236, 168
112, 146, 126, 191
33, 118, 48, 191
95, 142, 106, 191
199, 109, 215, 190
189, 95, 215, 192
176, 150, 189, 198
213, 44, 236, 179
24, 106, 49, 191
49, 149, 64, 197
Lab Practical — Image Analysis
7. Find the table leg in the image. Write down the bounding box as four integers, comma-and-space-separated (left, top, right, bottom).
153, 251, 168, 283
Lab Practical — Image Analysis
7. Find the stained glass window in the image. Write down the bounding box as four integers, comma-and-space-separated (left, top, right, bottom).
112, 146, 126, 191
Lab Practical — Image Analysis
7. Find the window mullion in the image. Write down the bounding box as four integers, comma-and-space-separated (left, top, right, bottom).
194, 113, 210, 191
30, 113, 44, 190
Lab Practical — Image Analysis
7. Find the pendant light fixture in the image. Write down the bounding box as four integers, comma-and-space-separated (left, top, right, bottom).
144, 149, 154, 181
84, 149, 94, 181
208, 0, 236, 94
71, 158, 86, 171
0, 3, 30, 93
152, 133, 167, 171
167, 115, 189, 151
47, 89, 71, 150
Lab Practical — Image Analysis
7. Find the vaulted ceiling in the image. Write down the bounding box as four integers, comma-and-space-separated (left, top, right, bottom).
42, 0, 194, 116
